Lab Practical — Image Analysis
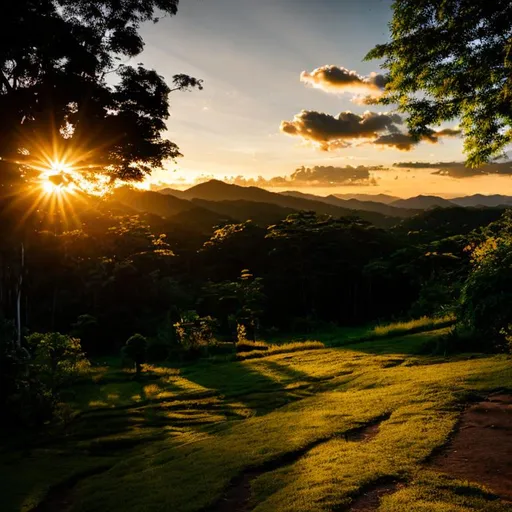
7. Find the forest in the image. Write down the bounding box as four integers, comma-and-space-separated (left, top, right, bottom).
1, 1, 512, 511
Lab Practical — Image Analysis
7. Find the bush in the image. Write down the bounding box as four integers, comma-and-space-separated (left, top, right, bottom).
174, 312, 217, 359
1, 328, 89, 428
26, 332, 91, 389
122, 334, 148, 377
459, 228, 512, 352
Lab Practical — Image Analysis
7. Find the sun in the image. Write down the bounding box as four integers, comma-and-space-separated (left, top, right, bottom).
40, 160, 77, 195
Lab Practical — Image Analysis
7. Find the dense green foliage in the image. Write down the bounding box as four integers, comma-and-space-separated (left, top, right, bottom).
460, 212, 512, 350
1, 0, 202, 186
367, 0, 512, 165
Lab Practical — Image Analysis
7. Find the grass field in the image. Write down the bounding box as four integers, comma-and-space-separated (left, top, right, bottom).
1, 325, 511, 512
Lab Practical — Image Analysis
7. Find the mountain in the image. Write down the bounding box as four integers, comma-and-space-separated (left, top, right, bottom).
191, 199, 297, 226
282, 191, 415, 217
394, 207, 506, 242
111, 187, 230, 232
157, 187, 189, 200
113, 187, 197, 217
334, 193, 400, 204
281, 190, 342, 206
391, 195, 455, 209
450, 194, 512, 207
182, 180, 398, 227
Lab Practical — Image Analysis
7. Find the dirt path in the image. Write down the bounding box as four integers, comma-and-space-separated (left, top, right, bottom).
209, 414, 391, 512
431, 394, 512, 500
31, 465, 112, 512
347, 478, 404, 512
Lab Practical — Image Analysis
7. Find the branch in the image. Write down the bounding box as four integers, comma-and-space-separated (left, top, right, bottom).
0, 70, 13, 93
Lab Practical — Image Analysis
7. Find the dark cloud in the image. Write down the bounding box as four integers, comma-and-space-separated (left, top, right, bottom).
373, 133, 418, 151
393, 160, 512, 178
300, 66, 387, 102
280, 110, 459, 151
280, 110, 403, 151
374, 128, 461, 151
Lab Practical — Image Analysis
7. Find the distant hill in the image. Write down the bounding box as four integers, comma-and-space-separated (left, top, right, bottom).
450, 194, 512, 207
191, 199, 297, 226
282, 191, 415, 217
334, 193, 400, 204
391, 195, 455, 209
157, 187, 189, 200
111, 187, 230, 232
182, 180, 398, 227
394, 207, 506, 241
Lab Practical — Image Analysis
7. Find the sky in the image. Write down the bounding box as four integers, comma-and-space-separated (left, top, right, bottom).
136, 0, 512, 198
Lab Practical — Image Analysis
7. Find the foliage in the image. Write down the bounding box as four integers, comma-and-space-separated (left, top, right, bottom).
367, 1, 512, 165
174, 311, 217, 358
460, 215, 512, 350
1, 328, 89, 427
27, 332, 90, 389
1, 0, 203, 186
202, 269, 265, 341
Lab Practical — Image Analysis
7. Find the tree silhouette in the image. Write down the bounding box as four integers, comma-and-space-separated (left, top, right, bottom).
367, 0, 512, 166
0, 0, 203, 186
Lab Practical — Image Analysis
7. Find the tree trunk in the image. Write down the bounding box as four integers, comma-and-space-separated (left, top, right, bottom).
16, 243, 24, 347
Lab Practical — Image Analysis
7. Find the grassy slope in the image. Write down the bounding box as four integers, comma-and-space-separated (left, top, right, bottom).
1, 328, 511, 512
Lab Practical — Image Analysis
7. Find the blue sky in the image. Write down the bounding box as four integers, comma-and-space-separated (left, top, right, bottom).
135, 0, 511, 197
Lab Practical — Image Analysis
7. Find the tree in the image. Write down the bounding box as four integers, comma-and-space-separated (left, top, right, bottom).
367, 1, 512, 166
1, 0, 203, 187
459, 212, 512, 351
122, 334, 147, 377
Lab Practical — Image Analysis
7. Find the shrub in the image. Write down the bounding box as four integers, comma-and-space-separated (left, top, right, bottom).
459, 232, 512, 352
174, 312, 217, 359
27, 332, 91, 389
122, 334, 148, 377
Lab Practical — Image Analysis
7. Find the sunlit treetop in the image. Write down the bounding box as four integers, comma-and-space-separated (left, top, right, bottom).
366, 0, 512, 166
0, 0, 202, 191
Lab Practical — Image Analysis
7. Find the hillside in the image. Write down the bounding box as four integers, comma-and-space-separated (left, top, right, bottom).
3, 326, 511, 512
451, 194, 512, 207
181, 180, 399, 227
334, 193, 400, 204
282, 191, 415, 218
191, 198, 298, 226
391, 195, 455, 209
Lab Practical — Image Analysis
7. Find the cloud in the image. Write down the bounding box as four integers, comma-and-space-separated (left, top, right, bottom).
373, 133, 418, 151
280, 110, 403, 151
393, 160, 512, 178
226, 165, 380, 188
281, 110, 461, 152
154, 166, 384, 190
300, 66, 387, 100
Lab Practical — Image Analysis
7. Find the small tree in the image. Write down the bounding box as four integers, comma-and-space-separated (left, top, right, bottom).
122, 334, 148, 378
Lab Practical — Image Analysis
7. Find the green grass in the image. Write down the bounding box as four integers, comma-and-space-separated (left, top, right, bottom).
370, 315, 456, 339
1, 326, 511, 512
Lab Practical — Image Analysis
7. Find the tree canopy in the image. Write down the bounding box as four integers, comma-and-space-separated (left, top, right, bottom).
1, 0, 202, 187
366, 0, 512, 166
